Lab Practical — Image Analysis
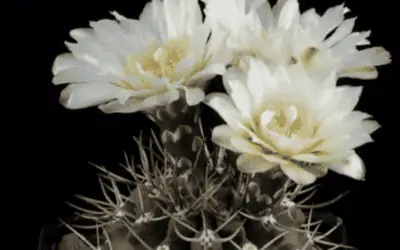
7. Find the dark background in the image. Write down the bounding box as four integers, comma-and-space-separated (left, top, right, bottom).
2, 0, 396, 249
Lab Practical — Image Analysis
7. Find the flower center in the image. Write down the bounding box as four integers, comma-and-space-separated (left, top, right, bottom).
262, 102, 317, 139
248, 101, 327, 157
127, 38, 191, 81
117, 37, 209, 91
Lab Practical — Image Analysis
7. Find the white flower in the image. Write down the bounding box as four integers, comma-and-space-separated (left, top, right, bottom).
203, 0, 391, 80
53, 0, 227, 113
204, 57, 379, 185
202, 0, 268, 65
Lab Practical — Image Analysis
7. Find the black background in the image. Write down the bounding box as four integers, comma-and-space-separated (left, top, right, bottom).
2, 0, 396, 249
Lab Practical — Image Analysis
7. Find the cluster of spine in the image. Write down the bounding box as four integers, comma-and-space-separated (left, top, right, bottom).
51, 96, 351, 250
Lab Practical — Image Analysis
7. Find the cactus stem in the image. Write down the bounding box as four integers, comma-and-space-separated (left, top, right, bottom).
56, 132, 349, 250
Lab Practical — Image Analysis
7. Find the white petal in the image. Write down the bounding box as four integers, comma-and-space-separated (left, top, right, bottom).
245, 0, 267, 13
140, 0, 168, 40
277, 0, 300, 30
265, 130, 303, 154
342, 111, 380, 134
99, 89, 180, 113
324, 17, 356, 47
272, 0, 291, 17
163, 0, 196, 37
285, 62, 314, 87
206, 30, 233, 65
237, 123, 279, 154
65, 41, 125, 75
280, 163, 317, 185
175, 55, 198, 76
334, 86, 363, 114
252, 0, 274, 30
52, 66, 118, 85
163, 0, 181, 37
345, 133, 374, 150
191, 63, 226, 80
346, 110, 372, 120
226, 81, 253, 118
230, 136, 263, 155
314, 4, 345, 41
60, 82, 130, 109
236, 153, 277, 173
327, 152, 365, 180
144, 89, 180, 107
211, 125, 242, 152
283, 106, 297, 125
203, 93, 242, 130
183, 87, 205, 105
341, 47, 392, 69
98, 99, 145, 113
320, 69, 337, 88
259, 110, 275, 137
179, 0, 203, 31
223, 66, 247, 94
293, 152, 347, 164
361, 120, 381, 134
260, 110, 275, 127
332, 31, 371, 55
52, 53, 85, 75
70, 28, 93, 41
89, 19, 131, 56
245, 57, 271, 105
337, 67, 378, 79
300, 8, 319, 27
117, 15, 158, 49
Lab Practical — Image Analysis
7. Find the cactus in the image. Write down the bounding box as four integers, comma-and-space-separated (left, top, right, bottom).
45, 93, 350, 250
37, 0, 390, 248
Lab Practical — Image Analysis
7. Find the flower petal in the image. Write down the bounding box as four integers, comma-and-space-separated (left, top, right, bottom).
162, 0, 203, 37
245, 57, 272, 106
340, 47, 392, 69
334, 86, 363, 114
183, 87, 205, 106
327, 152, 365, 180
276, 0, 300, 30
331, 31, 371, 55
52, 66, 118, 85
280, 162, 317, 185
70, 28, 94, 41
98, 99, 144, 113
203, 93, 242, 130
230, 136, 263, 155
237, 153, 277, 173
139, 0, 168, 40
60, 82, 130, 109
99, 89, 180, 113
300, 8, 319, 27
313, 4, 345, 41
252, 0, 274, 30
211, 125, 242, 152
324, 17, 356, 47
338, 66, 378, 79
223, 69, 253, 117
52, 53, 86, 75
190, 63, 226, 81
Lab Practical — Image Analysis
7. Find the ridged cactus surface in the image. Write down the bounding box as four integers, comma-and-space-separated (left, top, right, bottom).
49, 97, 348, 250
